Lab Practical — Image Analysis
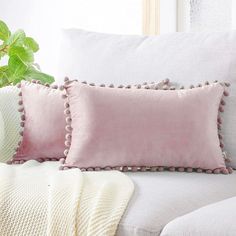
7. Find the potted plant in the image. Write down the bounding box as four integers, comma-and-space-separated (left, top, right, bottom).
0, 20, 54, 87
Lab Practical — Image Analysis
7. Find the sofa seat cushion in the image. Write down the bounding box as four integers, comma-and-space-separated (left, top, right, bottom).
117, 171, 236, 236
4, 162, 236, 236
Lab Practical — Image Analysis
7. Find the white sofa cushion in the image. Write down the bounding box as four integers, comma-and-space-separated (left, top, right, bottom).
161, 196, 236, 236
0, 86, 21, 163
58, 29, 236, 168
117, 172, 236, 236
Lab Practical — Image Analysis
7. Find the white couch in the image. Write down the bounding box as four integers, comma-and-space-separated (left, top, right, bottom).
1, 29, 236, 235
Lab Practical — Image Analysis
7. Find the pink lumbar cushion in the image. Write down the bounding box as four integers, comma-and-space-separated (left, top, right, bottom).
62, 80, 231, 174
11, 81, 66, 163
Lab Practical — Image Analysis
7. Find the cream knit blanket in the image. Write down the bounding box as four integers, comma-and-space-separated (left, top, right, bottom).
0, 161, 134, 236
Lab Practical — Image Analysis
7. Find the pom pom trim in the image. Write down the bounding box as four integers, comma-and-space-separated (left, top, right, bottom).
59, 165, 233, 174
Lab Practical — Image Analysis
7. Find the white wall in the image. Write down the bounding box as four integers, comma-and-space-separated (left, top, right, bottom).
1, 0, 142, 78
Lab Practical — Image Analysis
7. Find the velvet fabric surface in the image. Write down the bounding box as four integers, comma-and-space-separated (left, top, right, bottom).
64, 81, 226, 171
13, 81, 66, 161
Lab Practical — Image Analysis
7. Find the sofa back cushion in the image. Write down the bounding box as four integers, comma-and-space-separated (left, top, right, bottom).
58, 29, 236, 168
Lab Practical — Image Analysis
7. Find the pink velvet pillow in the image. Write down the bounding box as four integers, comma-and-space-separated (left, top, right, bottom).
9, 80, 66, 163
62, 81, 232, 174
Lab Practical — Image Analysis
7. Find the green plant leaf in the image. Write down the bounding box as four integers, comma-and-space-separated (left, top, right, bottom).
25, 67, 54, 84
24, 37, 39, 52
11, 76, 24, 85
0, 47, 6, 59
6, 29, 25, 47
0, 65, 8, 73
0, 42, 9, 59
8, 55, 28, 81
0, 22, 54, 88
0, 77, 10, 87
9, 46, 34, 63
0, 20, 11, 42
0, 66, 10, 87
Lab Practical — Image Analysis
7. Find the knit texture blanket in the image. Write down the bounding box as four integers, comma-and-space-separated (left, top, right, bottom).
0, 161, 134, 236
